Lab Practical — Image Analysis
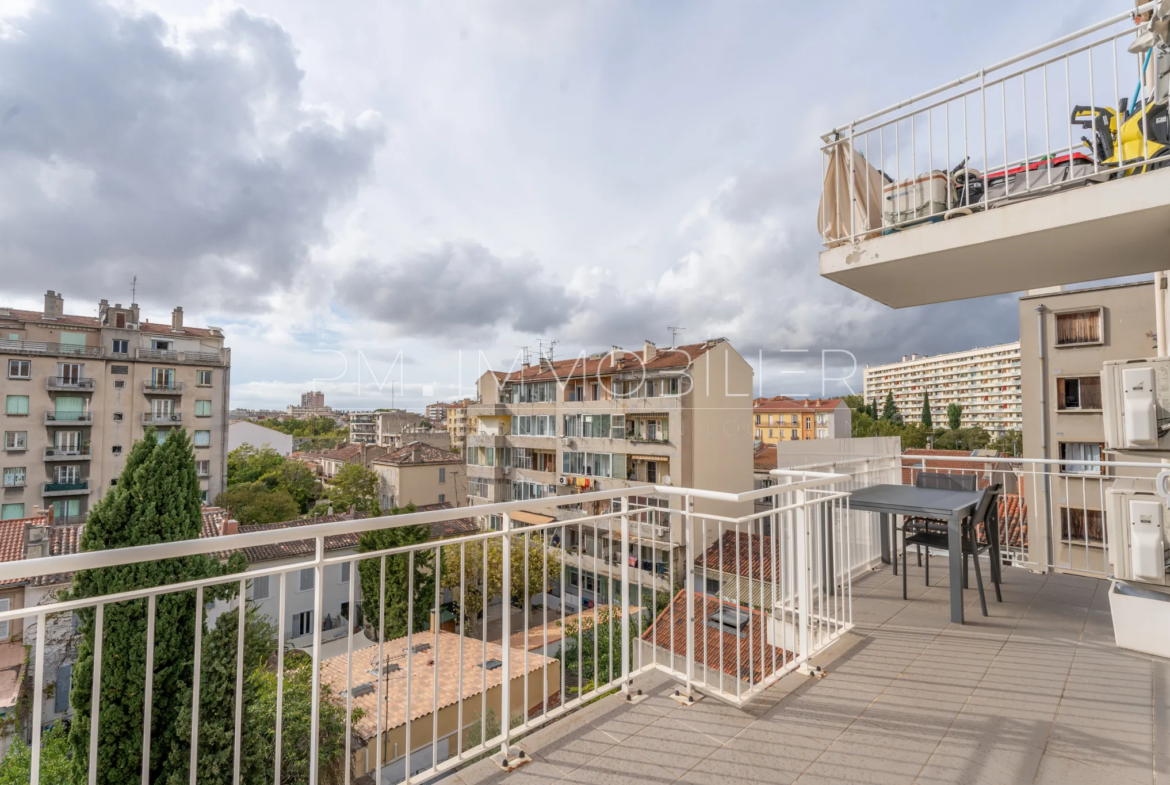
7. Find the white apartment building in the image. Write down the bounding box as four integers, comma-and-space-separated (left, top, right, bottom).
862, 342, 1021, 435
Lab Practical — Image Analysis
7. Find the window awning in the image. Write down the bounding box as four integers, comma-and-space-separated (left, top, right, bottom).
510, 510, 557, 526
628, 412, 669, 418
629, 455, 668, 462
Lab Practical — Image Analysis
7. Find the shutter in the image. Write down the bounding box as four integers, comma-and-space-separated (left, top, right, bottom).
1056, 378, 1067, 409
54, 396, 84, 417
55, 664, 72, 714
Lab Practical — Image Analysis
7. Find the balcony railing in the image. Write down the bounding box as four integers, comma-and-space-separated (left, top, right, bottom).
143, 381, 184, 394
142, 412, 183, 425
46, 377, 96, 391
44, 411, 93, 425
0, 471, 857, 785
0, 339, 101, 358
42, 480, 89, 496
44, 446, 92, 461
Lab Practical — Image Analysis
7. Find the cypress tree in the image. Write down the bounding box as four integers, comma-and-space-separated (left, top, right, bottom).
357, 504, 434, 640
67, 428, 245, 785
881, 391, 898, 422
921, 391, 933, 429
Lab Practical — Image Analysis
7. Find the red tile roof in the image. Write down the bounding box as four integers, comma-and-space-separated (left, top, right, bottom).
29, 522, 84, 588
696, 530, 776, 582
489, 341, 727, 384
0, 518, 33, 586
641, 591, 789, 683
320, 445, 389, 464
901, 449, 1009, 486
2, 307, 219, 338
375, 442, 462, 466
754, 396, 843, 413
753, 443, 776, 472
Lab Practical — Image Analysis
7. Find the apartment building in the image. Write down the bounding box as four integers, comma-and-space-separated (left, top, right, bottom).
301, 390, 325, 409
348, 411, 377, 444
444, 398, 476, 453
862, 342, 1022, 435
752, 397, 850, 444
1, 291, 230, 522
467, 339, 753, 611
371, 441, 467, 510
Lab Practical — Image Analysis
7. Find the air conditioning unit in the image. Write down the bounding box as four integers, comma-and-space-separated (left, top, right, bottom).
1106, 478, 1170, 586
1103, 358, 1170, 451
557, 476, 568, 485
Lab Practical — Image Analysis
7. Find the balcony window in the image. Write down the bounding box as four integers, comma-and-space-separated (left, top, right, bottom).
196, 370, 212, 386
151, 368, 175, 389
1059, 442, 1104, 475
1057, 376, 1102, 411
111, 339, 129, 354
3, 432, 26, 450
2, 468, 24, 487
55, 465, 80, 484
151, 340, 172, 351
1060, 507, 1105, 545
5, 396, 28, 416
1055, 309, 1103, 347
194, 430, 211, 447
7, 360, 29, 379
0, 504, 23, 521
195, 400, 212, 417
292, 610, 313, 636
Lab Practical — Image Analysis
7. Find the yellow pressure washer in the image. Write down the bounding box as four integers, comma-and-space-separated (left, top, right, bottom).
1072, 99, 1170, 174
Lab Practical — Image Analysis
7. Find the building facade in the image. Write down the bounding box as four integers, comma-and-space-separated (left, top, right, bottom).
300, 390, 325, 409
863, 342, 1022, 435
371, 442, 467, 510
348, 411, 377, 444
227, 421, 294, 456
752, 397, 851, 444
443, 399, 476, 453
1, 291, 230, 521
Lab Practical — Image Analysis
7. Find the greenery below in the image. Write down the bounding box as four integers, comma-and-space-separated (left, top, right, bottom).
844, 395, 1020, 454
217, 444, 325, 523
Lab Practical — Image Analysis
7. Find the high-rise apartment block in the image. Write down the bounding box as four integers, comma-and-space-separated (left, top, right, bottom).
863, 342, 1022, 435
1, 291, 230, 522
300, 390, 325, 409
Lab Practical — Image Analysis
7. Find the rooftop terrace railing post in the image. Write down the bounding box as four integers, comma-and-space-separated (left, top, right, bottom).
498, 512, 513, 763
30, 612, 45, 785
684, 493, 695, 697
309, 536, 325, 785
795, 490, 811, 671
619, 496, 631, 697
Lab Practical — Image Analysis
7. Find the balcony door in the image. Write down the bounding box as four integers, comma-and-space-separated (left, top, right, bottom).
56, 431, 81, 451
57, 363, 82, 385
152, 399, 174, 419
56, 465, 80, 484
54, 396, 85, 420
51, 499, 80, 520
152, 367, 175, 388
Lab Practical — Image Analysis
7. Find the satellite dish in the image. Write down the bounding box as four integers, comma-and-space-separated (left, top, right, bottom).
662, 474, 672, 485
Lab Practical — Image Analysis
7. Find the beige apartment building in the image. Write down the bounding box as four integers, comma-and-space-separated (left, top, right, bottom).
1, 291, 230, 522
863, 342, 1022, 435
444, 398, 476, 453
1020, 281, 1160, 573
466, 339, 753, 611
371, 441, 467, 510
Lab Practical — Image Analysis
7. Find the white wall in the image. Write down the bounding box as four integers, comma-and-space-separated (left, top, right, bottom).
228, 421, 294, 456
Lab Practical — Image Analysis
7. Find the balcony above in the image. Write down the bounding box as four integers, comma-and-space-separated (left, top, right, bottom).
143, 412, 183, 425
42, 480, 89, 497
44, 446, 91, 461
143, 381, 184, 395
44, 412, 92, 426
818, 6, 1170, 308
46, 376, 95, 392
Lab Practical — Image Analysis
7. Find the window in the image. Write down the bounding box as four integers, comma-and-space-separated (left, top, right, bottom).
56, 466, 80, 484
193, 431, 211, 447
5, 334, 16, 341
110, 365, 128, 374
250, 575, 270, 601
151, 340, 172, 351
111, 445, 122, 454
438, 467, 446, 483
1060, 507, 1105, 544
298, 568, 315, 592
340, 562, 351, 584
512, 414, 556, 436
111, 339, 129, 354
112, 412, 123, 421
438, 493, 446, 503
195, 400, 212, 417
755, 415, 761, 425
111, 479, 118, 487
292, 610, 313, 637
791, 429, 798, 439
1057, 376, 1102, 411
816, 428, 828, 439
7, 360, 29, 379
196, 370, 212, 386
5, 396, 28, 416
2, 468, 23, 488
0, 504, 24, 521
196, 460, 210, 476
755, 429, 761, 439
1055, 309, 1103, 346
3, 432, 26, 450
113, 380, 125, 389
1059, 442, 1104, 475
151, 368, 175, 389
767, 429, 773, 438
55, 664, 72, 714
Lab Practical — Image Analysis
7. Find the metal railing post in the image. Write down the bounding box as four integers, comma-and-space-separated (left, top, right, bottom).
794, 489, 811, 666
619, 497, 631, 694
309, 536, 325, 785
684, 493, 694, 696
499, 512, 513, 761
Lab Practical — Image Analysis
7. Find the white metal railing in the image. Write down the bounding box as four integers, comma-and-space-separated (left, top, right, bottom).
820, 3, 1165, 247
0, 472, 862, 785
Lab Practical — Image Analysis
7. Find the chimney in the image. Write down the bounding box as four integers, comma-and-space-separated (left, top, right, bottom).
221, 517, 239, 536
24, 518, 48, 560
911, 353, 919, 360
172, 307, 184, 330
130, 303, 140, 325
360, 442, 368, 466
643, 340, 657, 363
901, 355, 909, 362
43, 290, 64, 319
539, 357, 552, 371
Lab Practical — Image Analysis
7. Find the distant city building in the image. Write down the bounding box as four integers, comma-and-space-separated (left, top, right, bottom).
444, 398, 476, 452
753, 397, 851, 444
863, 342, 1022, 435
300, 390, 325, 409
371, 441, 467, 510
0, 290, 231, 520
347, 411, 377, 444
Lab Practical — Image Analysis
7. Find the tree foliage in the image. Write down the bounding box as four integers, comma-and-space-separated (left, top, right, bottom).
932, 426, 992, 452
329, 464, 380, 515
881, 392, 899, 422
0, 723, 71, 784
227, 444, 286, 486
226, 446, 322, 514
440, 534, 562, 630
851, 412, 930, 449
357, 504, 434, 640
252, 416, 345, 439
920, 391, 933, 429
988, 430, 1023, 457
947, 403, 963, 430
558, 605, 642, 694
215, 482, 300, 526
65, 428, 246, 785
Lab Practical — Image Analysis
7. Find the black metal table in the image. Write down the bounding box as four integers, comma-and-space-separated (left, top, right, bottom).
848, 485, 985, 624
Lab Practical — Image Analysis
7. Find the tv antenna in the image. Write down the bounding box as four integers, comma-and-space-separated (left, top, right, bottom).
515, 345, 532, 367
131, 275, 138, 303
544, 339, 558, 364
668, 326, 685, 348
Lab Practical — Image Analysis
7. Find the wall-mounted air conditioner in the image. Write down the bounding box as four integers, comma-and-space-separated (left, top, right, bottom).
557, 476, 568, 485
1102, 358, 1170, 451
1106, 478, 1169, 587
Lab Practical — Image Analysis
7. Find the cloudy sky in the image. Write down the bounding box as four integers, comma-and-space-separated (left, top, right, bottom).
0, 0, 1117, 410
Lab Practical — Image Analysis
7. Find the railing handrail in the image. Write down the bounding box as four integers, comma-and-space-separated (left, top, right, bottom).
822, 2, 1155, 138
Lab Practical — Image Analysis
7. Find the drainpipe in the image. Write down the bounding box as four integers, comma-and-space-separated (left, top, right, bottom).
1036, 305, 1053, 572
1158, 271, 1169, 358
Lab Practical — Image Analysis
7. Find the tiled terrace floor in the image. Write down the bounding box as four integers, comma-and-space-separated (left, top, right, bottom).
454, 561, 1170, 785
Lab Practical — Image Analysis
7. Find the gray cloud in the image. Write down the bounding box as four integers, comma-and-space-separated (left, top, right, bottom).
335, 241, 580, 339
0, 0, 384, 310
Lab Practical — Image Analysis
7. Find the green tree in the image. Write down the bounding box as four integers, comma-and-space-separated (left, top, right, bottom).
329, 464, 380, 514
920, 390, 933, 429
842, 394, 865, 412
66, 428, 246, 785
226, 444, 285, 486
933, 426, 991, 452
989, 430, 1023, 456
557, 605, 641, 694
464, 707, 523, 749
357, 504, 434, 640
215, 482, 299, 525
0, 723, 71, 783
440, 534, 561, 631
267, 461, 321, 514
881, 392, 899, 422
947, 403, 963, 430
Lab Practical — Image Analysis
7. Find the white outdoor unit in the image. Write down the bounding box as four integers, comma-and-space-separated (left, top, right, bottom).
1102, 358, 1170, 451
1105, 479, 1170, 587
